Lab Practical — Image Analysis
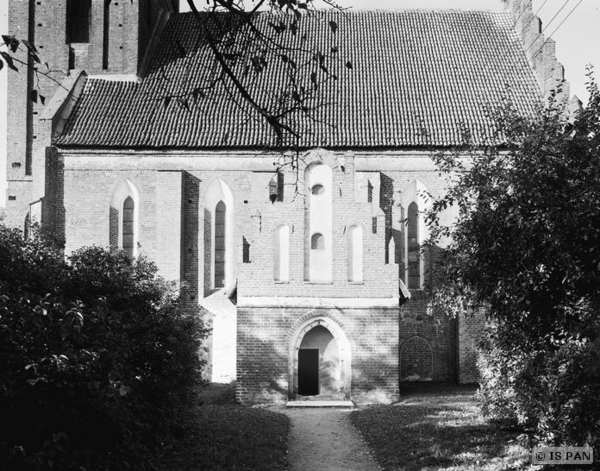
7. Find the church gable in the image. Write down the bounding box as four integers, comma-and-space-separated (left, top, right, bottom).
7, 1, 574, 405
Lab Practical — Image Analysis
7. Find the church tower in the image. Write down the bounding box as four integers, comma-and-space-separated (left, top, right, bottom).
5, 0, 177, 229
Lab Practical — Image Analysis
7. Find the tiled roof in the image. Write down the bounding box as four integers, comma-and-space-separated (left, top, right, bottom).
55, 10, 541, 149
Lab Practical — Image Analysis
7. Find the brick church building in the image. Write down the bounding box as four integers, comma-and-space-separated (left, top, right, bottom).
5, 0, 574, 403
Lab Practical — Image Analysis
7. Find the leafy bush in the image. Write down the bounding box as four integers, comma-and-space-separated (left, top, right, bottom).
477, 330, 600, 448
0, 226, 206, 470
427, 73, 600, 449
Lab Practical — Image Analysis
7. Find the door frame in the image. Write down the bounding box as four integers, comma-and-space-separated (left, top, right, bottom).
288, 314, 352, 400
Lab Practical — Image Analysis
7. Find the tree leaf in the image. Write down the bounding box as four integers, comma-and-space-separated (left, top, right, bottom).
346, 61, 353, 69
180, 97, 190, 111
2, 35, 19, 53
329, 20, 338, 33
192, 88, 205, 100
0, 51, 18, 72
175, 39, 186, 58
22, 39, 38, 54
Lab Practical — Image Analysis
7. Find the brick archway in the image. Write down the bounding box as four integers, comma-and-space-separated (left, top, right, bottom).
288, 315, 352, 400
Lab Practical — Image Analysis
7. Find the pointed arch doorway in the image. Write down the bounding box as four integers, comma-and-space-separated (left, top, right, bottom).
289, 316, 351, 400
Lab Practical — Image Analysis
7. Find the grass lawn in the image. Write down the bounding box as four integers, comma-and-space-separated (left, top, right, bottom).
351, 384, 539, 471
158, 383, 289, 470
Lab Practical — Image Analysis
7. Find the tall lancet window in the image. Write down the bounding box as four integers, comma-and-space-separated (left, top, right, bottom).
110, 179, 139, 257
122, 197, 135, 257
347, 225, 363, 283
214, 201, 226, 288
204, 179, 235, 292
274, 225, 290, 282
407, 202, 421, 289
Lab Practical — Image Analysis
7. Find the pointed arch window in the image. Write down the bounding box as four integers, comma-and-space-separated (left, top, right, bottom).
110, 179, 139, 257
122, 197, 135, 257
407, 202, 421, 289
274, 225, 290, 282
214, 201, 226, 288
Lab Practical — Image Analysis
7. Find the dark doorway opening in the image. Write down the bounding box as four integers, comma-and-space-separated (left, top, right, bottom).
298, 349, 319, 396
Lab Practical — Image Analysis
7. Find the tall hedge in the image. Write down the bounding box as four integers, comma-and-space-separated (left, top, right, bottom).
0, 226, 206, 470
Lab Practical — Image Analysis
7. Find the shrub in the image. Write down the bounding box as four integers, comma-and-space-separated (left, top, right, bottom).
477, 330, 600, 448
427, 74, 600, 449
0, 226, 206, 470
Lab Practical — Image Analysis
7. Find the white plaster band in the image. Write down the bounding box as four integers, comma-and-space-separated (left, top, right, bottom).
237, 297, 400, 308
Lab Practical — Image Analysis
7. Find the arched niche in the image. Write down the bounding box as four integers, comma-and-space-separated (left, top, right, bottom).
274, 224, 290, 282
399, 335, 434, 380
347, 224, 363, 282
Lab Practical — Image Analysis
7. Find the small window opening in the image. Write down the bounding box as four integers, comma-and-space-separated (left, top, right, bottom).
103, 0, 110, 69
277, 171, 284, 202
311, 233, 325, 250
367, 180, 373, 203
66, 0, 91, 43
311, 184, 325, 195
243, 236, 251, 263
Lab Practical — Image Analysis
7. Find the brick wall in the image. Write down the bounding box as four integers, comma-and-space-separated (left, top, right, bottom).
5, 0, 171, 229
61, 167, 159, 256
236, 306, 399, 405
155, 170, 183, 282
53, 149, 484, 400
457, 307, 486, 383
399, 290, 457, 384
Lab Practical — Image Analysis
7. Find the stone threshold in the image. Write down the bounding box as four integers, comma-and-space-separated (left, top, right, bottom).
286, 400, 355, 409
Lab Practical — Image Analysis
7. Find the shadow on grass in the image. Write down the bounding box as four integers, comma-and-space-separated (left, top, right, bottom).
158, 384, 289, 470
351, 387, 535, 471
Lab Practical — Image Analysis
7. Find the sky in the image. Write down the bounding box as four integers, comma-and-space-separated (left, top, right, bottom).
1, 0, 599, 206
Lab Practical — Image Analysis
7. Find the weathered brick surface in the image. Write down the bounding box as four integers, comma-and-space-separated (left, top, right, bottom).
399, 291, 457, 384
5, 0, 172, 226
236, 306, 399, 404
40, 148, 482, 404
458, 308, 486, 383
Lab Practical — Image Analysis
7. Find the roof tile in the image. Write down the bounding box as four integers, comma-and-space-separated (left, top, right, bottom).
56, 10, 541, 149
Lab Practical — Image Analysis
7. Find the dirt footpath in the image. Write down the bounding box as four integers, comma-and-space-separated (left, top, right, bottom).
284, 409, 380, 471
